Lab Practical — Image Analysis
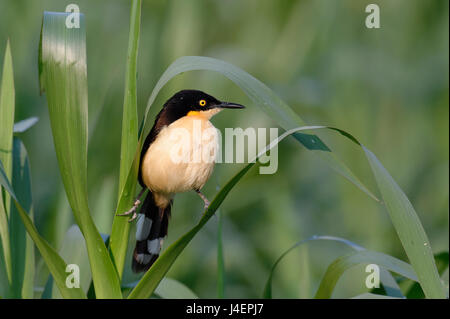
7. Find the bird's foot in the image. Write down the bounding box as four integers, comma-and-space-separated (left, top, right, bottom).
204, 199, 210, 211
117, 198, 141, 222
195, 189, 210, 211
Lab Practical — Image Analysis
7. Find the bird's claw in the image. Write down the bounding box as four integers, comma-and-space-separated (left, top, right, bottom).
117, 199, 141, 222
127, 212, 138, 222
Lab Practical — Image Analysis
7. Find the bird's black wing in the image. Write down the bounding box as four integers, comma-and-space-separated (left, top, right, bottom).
138, 108, 167, 187
138, 98, 188, 187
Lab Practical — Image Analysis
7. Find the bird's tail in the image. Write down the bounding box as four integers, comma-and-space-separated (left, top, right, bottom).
132, 191, 171, 273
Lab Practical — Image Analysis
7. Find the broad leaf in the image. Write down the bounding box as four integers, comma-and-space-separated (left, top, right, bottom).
39, 11, 121, 298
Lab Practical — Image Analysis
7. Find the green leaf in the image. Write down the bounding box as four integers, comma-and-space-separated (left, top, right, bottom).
9, 138, 34, 298
0, 39, 15, 287
13, 117, 39, 134
0, 159, 86, 299
262, 235, 403, 299
39, 11, 121, 298
314, 250, 418, 299
363, 147, 446, 298
109, 0, 142, 279
406, 252, 449, 299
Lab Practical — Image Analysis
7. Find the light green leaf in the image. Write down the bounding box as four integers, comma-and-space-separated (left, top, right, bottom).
314, 250, 418, 299
263, 235, 403, 299
109, 0, 142, 279
363, 146, 447, 299
0, 39, 15, 287
406, 252, 449, 298
0, 159, 86, 299
39, 11, 121, 298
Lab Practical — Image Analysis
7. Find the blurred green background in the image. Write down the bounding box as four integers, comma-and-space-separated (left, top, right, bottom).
0, 0, 448, 298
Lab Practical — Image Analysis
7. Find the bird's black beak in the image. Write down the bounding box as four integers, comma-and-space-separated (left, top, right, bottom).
216, 101, 245, 109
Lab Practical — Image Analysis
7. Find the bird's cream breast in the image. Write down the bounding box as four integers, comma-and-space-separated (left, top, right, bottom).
141, 115, 219, 196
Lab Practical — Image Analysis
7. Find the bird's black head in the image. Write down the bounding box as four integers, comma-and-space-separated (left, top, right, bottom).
164, 90, 245, 119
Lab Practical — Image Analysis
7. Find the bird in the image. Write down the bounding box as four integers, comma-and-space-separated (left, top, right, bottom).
118, 89, 245, 273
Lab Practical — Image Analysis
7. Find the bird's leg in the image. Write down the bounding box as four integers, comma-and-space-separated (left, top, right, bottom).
195, 189, 210, 210
117, 188, 146, 222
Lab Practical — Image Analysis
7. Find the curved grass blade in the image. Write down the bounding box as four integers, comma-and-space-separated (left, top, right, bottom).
0, 160, 85, 299
314, 250, 418, 299
262, 235, 403, 298
113, 55, 378, 280
363, 147, 446, 298
405, 252, 449, 299
0, 39, 14, 287
9, 138, 34, 298
39, 11, 121, 298
140, 56, 379, 202
109, 0, 142, 279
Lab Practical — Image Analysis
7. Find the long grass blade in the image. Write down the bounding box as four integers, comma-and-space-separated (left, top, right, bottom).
140, 56, 379, 202
363, 147, 447, 298
0, 159, 86, 299
406, 252, 449, 298
109, 0, 142, 279
39, 11, 121, 298
0, 39, 14, 287
314, 250, 418, 299
262, 235, 403, 298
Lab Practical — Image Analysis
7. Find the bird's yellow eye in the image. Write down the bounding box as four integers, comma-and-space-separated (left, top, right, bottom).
199, 99, 206, 107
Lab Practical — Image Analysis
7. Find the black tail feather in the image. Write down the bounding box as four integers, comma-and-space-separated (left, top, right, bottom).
132, 191, 171, 273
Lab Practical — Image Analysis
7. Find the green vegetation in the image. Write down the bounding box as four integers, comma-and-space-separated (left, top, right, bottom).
0, 0, 448, 299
